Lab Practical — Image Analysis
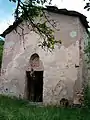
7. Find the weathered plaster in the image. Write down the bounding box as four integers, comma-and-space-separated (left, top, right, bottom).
0, 13, 88, 105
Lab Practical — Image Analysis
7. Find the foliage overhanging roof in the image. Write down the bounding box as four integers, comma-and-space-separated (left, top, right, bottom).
0, 6, 89, 38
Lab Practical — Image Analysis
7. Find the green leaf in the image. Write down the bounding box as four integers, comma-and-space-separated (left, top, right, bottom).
9, 0, 16, 2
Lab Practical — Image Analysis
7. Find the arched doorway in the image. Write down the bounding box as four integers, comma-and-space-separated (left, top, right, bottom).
26, 53, 44, 102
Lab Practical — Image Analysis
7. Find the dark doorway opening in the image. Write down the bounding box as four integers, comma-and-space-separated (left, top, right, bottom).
26, 70, 43, 102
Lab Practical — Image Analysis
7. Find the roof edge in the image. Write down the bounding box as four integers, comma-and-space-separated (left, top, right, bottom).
0, 6, 89, 37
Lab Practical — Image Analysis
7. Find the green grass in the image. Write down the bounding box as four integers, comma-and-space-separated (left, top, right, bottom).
0, 95, 90, 120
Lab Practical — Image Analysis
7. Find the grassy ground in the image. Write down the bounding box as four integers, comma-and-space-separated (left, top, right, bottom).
0, 95, 90, 120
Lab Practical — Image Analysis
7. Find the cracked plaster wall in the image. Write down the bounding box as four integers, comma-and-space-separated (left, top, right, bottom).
0, 13, 87, 105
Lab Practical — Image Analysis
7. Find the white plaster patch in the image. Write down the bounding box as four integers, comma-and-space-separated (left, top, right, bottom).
70, 31, 77, 38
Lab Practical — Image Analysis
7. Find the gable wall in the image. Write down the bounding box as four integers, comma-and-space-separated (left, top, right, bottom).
0, 13, 85, 104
